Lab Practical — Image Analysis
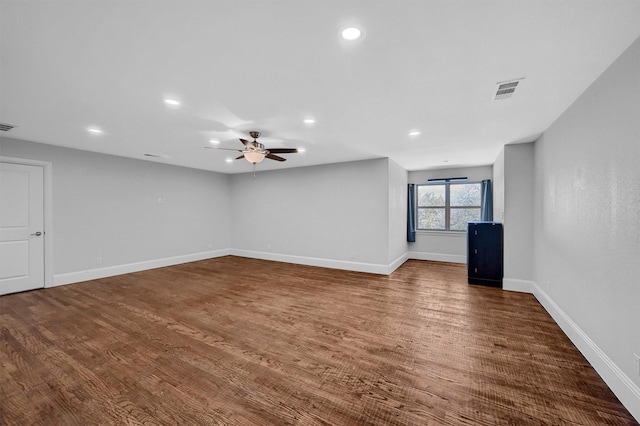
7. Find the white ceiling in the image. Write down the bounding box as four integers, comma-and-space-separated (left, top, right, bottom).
1, 1, 639, 174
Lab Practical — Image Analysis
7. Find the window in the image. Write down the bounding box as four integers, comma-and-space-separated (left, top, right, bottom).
416, 182, 482, 231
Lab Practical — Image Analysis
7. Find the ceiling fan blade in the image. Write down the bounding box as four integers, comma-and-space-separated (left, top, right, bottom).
266, 148, 298, 154
266, 153, 286, 162
235, 154, 245, 160
204, 146, 243, 152
240, 138, 257, 148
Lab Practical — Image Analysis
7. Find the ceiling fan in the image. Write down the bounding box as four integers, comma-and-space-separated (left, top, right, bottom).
206, 131, 298, 165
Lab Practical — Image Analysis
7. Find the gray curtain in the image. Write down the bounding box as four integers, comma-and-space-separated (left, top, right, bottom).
407, 184, 416, 242
481, 179, 493, 221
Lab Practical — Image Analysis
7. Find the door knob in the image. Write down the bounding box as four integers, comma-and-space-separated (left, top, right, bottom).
30, 231, 43, 237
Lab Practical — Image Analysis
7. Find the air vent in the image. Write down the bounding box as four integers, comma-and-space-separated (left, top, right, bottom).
0, 123, 17, 132
494, 78, 524, 101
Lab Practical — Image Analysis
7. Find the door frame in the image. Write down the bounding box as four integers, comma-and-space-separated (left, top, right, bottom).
1, 156, 53, 288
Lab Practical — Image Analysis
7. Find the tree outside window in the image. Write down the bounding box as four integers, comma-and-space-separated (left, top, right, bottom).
417, 182, 481, 231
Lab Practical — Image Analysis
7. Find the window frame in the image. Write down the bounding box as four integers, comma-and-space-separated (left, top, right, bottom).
415, 181, 482, 232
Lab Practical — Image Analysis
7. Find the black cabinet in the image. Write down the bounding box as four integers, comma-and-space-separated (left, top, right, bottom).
467, 221, 503, 288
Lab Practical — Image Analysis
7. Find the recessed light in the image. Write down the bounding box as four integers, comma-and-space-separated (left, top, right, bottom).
341, 27, 362, 41
87, 127, 103, 134
164, 99, 180, 107
303, 118, 316, 125
225, 158, 233, 163
408, 130, 421, 137
209, 139, 220, 145
298, 147, 306, 153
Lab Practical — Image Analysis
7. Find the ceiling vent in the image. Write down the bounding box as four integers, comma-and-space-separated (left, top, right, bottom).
0, 123, 17, 132
494, 78, 524, 101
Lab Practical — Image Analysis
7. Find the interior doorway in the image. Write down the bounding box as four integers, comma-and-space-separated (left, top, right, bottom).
0, 160, 49, 295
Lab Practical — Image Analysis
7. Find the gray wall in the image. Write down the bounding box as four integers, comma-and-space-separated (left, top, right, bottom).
532, 36, 640, 415
492, 149, 505, 223
0, 140, 410, 277
494, 143, 535, 286
229, 158, 393, 273
408, 166, 493, 263
387, 159, 408, 268
0, 138, 230, 283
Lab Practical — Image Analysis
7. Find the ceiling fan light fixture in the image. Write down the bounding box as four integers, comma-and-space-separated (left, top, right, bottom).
244, 151, 266, 164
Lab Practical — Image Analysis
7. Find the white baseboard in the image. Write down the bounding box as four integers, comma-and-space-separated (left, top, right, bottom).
51, 249, 230, 287
229, 249, 391, 275
51, 249, 408, 289
408, 251, 466, 264
503, 278, 535, 293
530, 282, 640, 421
389, 252, 409, 274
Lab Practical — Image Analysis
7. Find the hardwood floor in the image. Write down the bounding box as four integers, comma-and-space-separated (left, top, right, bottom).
1, 257, 637, 425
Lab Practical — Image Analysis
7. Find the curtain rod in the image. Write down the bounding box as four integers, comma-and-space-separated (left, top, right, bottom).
427, 177, 468, 183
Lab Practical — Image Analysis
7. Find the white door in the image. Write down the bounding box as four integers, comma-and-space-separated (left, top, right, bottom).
0, 162, 45, 295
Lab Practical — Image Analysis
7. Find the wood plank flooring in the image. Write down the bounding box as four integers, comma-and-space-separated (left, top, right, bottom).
1, 257, 637, 425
